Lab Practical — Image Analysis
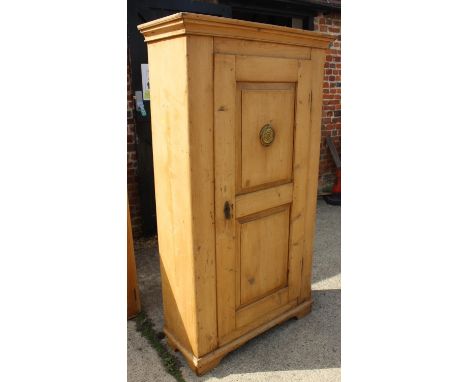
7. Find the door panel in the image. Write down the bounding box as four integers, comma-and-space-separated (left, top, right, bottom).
215, 54, 313, 343
240, 86, 295, 191
239, 206, 290, 307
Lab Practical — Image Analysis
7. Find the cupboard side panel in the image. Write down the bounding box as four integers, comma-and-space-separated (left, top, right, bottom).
300, 49, 326, 303
148, 37, 198, 353
186, 36, 218, 356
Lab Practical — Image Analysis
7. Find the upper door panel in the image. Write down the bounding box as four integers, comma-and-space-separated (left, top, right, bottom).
238, 83, 295, 193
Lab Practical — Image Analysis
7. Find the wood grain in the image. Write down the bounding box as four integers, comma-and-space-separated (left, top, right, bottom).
235, 182, 293, 218
138, 12, 334, 49
240, 87, 295, 190
165, 300, 312, 374
300, 49, 326, 303
236, 55, 298, 82
214, 53, 237, 340
287, 59, 314, 302
214, 37, 311, 59
148, 36, 196, 355
186, 35, 218, 356
127, 199, 141, 319
140, 13, 330, 373
236, 287, 289, 328
148, 36, 218, 357
239, 207, 290, 306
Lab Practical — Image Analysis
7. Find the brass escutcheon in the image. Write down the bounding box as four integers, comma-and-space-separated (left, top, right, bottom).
259, 123, 275, 146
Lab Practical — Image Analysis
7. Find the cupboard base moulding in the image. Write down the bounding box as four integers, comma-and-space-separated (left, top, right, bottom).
165, 299, 312, 376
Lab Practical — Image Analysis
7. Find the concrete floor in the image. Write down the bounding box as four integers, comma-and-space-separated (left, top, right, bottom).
128, 198, 341, 382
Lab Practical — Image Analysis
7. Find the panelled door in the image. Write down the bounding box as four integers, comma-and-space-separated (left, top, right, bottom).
214, 53, 313, 345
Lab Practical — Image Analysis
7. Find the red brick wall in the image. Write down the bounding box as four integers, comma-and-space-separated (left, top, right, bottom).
127, 53, 142, 238
315, 12, 341, 193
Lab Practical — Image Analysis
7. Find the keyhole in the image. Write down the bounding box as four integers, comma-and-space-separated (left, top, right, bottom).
224, 201, 231, 219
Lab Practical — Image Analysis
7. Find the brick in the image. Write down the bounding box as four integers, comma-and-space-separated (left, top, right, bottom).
317, 11, 340, 195
127, 175, 137, 184
127, 52, 143, 238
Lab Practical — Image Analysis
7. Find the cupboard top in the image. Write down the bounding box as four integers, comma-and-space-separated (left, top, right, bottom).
138, 12, 334, 49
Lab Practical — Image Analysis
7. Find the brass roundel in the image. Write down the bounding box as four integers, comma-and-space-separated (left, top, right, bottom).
259, 124, 275, 146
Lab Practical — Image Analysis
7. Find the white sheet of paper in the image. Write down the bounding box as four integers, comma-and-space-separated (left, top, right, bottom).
141, 64, 150, 100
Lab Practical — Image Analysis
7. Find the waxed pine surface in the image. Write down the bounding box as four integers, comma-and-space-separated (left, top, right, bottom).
128, 199, 341, 382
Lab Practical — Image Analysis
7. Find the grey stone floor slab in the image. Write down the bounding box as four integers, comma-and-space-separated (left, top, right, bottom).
128, 198, 341, 382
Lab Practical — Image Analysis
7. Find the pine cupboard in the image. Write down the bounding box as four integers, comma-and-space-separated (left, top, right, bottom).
138, 12, 333, 375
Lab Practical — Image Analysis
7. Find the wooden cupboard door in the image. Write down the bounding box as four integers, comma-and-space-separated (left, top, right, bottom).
215, 53, 313, 344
